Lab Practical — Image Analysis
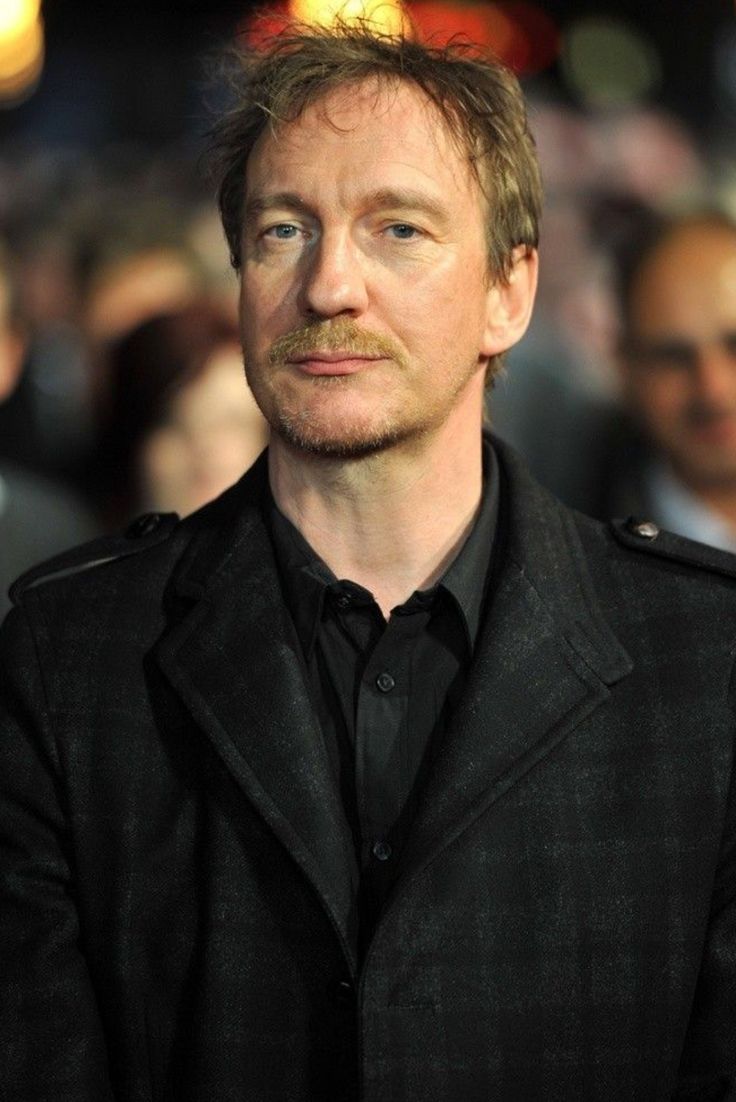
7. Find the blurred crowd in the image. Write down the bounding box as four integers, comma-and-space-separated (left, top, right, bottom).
2, 92, 736, 615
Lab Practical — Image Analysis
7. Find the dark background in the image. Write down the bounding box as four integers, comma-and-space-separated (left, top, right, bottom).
1, 1, 734, 148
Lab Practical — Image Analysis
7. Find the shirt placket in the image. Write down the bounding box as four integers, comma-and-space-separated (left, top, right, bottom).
353, 608, 429, 869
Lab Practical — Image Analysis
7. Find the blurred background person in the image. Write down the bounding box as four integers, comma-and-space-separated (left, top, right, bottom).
611, 210, 736, 549
0, 239, 96, 619
531, 209, 736, 552
490, 101, 707, 499
90, 302, 268, 527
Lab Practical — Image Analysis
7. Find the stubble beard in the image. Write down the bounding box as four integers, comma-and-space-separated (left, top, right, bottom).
247, 317, 423, 460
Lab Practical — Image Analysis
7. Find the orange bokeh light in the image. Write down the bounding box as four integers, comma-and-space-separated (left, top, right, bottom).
0, 10, 43, 103
237, 3, 293, 49
409, 2, 499, 46
238, 0, 559, 77
289, 0, 405, 33
409, 0, 558, 75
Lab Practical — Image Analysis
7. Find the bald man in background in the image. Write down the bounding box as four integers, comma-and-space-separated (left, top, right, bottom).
561, 211, 736, 550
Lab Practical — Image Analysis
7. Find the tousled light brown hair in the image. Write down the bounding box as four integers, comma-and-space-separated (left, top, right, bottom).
209, 19, 542, 282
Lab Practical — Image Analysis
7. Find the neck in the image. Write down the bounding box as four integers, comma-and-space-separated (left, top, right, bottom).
662, 458, 736, 533
686, 482, 736, 531
269, 419, 484, 618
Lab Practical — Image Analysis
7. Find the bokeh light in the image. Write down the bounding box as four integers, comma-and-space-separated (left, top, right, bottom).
0, 0, 40, 39
409, 2, 503, 49
289, 0, 406, 34
247, 0, 558, 75
409, 2, 558, 75
0, 0, 44, 106
497, 3, 559, 75
562, 16, 661, 109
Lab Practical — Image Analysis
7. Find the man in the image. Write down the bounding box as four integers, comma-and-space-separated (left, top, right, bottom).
1, 25, 735, 1101
0, 241, 96, 618
550, 210, 736, 552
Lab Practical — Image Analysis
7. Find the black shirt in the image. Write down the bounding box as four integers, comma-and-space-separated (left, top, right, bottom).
268, 439, 499, 939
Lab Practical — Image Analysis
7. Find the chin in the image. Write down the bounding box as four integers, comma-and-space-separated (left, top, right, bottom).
674, 446, 736, 489
272, 409, 421, 460
279, 426, 406, 460
693, 463, 736, 489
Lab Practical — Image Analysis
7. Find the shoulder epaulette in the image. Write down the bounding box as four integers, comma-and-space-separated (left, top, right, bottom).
9, 511, 179, 604
610, 516, 736, 581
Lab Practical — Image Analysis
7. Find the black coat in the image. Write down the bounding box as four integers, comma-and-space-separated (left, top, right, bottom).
1, 439, 736, 1101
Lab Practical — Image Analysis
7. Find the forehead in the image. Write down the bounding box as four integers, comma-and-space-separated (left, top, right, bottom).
631, 225, 736, 335
245, 77, 476, 200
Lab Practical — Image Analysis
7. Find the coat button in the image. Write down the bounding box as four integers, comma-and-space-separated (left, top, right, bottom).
126, 512, 162, 538
626, 518, 659, 540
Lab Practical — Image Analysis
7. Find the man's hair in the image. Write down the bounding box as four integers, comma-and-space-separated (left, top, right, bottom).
208, 20, 542, 282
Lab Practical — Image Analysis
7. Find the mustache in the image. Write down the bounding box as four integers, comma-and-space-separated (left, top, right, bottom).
268, 318, 406, 367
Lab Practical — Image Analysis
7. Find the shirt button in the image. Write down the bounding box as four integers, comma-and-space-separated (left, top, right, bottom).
335, 592, 352, 609
376, 671, 395, 693
372, 840, 392, 861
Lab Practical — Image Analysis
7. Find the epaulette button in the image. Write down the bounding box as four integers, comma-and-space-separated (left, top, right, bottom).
126, 512, 162, 539
627, 518, 660, 540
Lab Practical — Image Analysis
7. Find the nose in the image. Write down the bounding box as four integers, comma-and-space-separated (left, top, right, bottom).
693, 343, 736, 405
299, 229, 369, 319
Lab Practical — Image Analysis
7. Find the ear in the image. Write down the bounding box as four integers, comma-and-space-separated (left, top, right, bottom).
481, 245, 538, 359
0, 328, 26, 403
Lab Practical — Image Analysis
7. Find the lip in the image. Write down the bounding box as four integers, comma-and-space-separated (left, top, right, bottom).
288, 352, 385, 376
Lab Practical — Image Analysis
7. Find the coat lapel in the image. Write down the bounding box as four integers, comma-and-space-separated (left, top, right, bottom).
152, 439, 633, 958
154, 459, 359, 967
395, 438, 634, 891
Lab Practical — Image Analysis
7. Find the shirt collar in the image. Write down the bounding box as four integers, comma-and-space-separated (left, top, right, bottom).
439, 437, 499, 650
268, 435, 499, 658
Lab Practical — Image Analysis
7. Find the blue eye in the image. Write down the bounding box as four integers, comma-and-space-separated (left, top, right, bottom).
388, 223, 418, 239
269, 224, 299, 239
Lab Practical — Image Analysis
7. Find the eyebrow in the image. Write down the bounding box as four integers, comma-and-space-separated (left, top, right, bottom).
244, 192, 314, 221
360, 187, 451, 223
243, 187, 451, 225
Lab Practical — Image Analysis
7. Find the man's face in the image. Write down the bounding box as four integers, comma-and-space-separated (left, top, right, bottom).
621, 224, 736, 490
238, 78, 503, 459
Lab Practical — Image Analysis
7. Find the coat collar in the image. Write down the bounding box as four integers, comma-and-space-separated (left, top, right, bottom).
386, 435, 633, 911
154, 452, 361, 968
154, 438, 632, 966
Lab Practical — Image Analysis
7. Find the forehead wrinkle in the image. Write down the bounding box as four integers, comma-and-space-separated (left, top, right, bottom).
359, 186, 452, 226
267, 75, 476, 183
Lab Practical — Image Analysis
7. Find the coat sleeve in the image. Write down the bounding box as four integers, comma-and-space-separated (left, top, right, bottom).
673, 746, 736, 1102
0, 602, 115, 1101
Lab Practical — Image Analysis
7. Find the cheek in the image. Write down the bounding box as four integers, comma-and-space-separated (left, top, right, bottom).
241, 271, 299, 348
633, 377, 691, 426
395, 282, 482, 351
